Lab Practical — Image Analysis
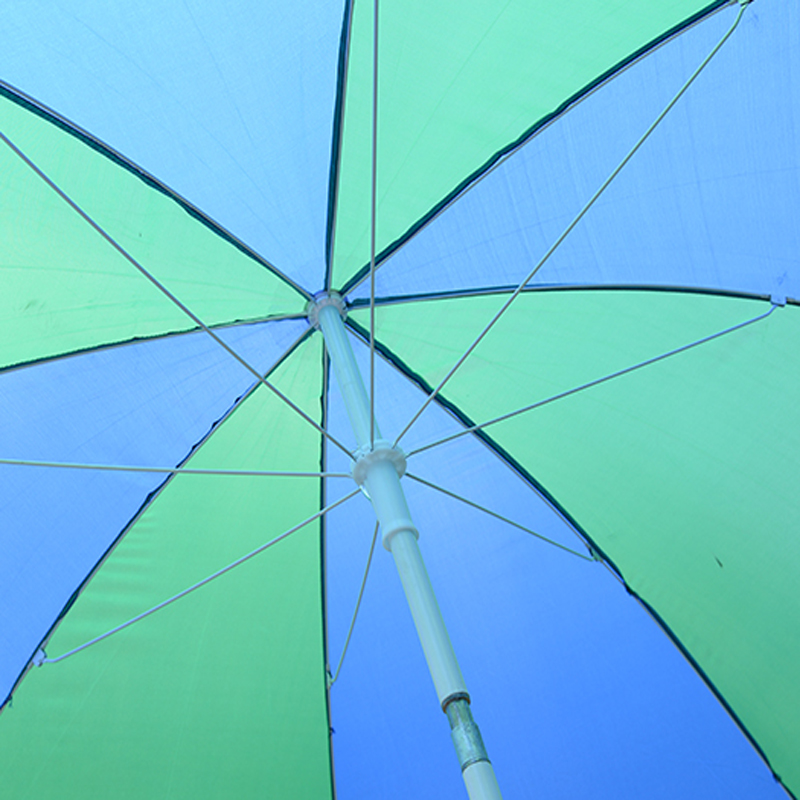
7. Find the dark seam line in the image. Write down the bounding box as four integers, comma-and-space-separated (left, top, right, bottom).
344, 317, 605, 566
336, 0, 730, 297
347, 284, 784, 309
0, 314, 308, 377
1, 326, 315, 713
325, 0, 356, 290
318, 345, 339, 800
630, 591, 793, 799
346, 317, 793, 799
0, 81, 312, 301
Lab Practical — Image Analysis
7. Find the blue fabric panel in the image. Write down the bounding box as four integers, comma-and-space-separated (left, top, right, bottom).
0, 1, 346, 289
351, 1, 798, 305
323, 329, 784, 798
0, 319, 305, 704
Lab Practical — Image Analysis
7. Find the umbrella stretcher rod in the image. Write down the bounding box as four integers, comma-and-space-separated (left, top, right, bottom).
309, 293, 502, 800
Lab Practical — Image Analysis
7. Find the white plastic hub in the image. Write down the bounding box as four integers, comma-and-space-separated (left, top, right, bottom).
351, 439, 407, 488
306, 291, 346, 329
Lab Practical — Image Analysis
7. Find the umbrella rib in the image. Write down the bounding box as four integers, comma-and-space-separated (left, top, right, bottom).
11, 321, 311, 699
392, 2, 749, 448
324, 0, 356, 286
347, 283, 779, 310
328, 520, 380, 687
0, 313, 308, 378
339, 3, 734, 301
37, 488, 361, 666
0, 459, 350, 478
369, 0, 379, 447
407, 303, 777, 457
405, 473, 596, 561
0, 129, 352, 459
0, 79, 312, 302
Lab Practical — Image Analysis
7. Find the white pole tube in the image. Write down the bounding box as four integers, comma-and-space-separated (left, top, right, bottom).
312, 296, 502, 800
464, 762, 504, 798
363, 458, 468, 703
317, 302, 377, 448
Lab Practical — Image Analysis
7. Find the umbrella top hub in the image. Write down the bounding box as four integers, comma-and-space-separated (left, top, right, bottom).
306, 291, 346, 329
351, 440, 407, 490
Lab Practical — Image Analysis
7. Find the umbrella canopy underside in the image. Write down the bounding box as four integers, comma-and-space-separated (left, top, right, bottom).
0, 2, 797, 798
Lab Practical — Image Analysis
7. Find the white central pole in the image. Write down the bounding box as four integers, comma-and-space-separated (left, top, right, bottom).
310, 293, 502, 800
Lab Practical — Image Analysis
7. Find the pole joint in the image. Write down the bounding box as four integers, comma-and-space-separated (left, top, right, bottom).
445, 698, 491, 773
442, 690, 471, 711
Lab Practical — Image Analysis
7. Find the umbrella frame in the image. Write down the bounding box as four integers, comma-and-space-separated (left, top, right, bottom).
312, 292, 502, 798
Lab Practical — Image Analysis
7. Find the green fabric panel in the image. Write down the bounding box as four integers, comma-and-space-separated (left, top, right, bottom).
0, 336, 334, 800
331, 0, 716, 289
0, 94, 303, 370
354, 292, 800, 794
